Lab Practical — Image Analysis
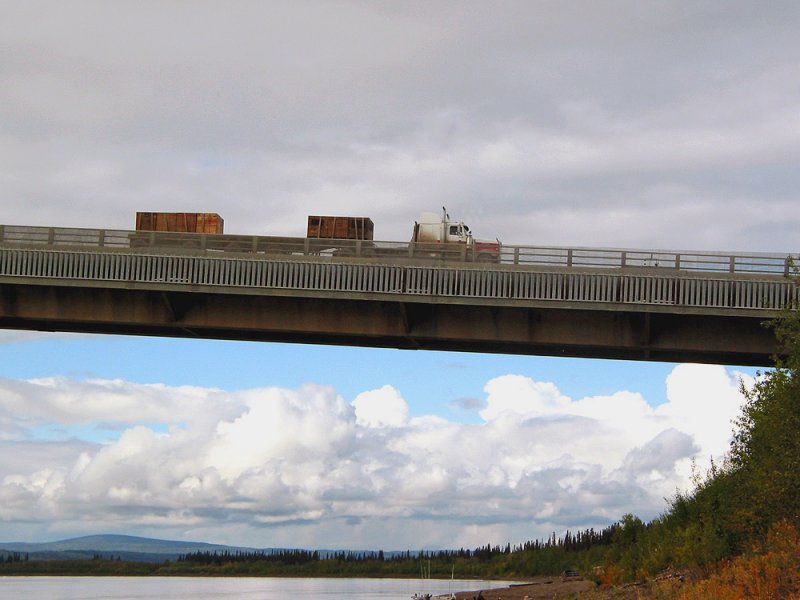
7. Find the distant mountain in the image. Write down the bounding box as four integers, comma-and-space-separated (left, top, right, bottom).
0, 534, 268, 563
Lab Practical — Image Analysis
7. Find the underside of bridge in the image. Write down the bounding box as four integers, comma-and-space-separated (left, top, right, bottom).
0, 281, 780, 366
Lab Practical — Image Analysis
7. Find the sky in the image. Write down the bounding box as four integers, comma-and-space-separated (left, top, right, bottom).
0, 1, 798, 550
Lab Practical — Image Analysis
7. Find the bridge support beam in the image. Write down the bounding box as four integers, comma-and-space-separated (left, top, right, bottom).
0, 281, 779, 365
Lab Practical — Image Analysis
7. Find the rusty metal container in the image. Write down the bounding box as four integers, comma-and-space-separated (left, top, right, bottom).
307, 216, 374, 240
135, 212, 224, 234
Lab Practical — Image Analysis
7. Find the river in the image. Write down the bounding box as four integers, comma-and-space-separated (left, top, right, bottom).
0, 576, 513, 599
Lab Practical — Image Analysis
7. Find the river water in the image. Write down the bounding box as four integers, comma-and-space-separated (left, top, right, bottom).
0, 576, 512, 599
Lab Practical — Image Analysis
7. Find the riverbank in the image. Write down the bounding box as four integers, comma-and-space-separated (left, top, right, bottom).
453, 577, 594, 599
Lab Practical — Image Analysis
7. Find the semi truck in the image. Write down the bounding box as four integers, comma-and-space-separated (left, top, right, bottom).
302, 209, 500, 261
133, 208, 501, 262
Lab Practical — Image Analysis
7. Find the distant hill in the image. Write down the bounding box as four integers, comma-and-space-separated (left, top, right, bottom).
0, 534, 268, 563
0, 534, 416, 563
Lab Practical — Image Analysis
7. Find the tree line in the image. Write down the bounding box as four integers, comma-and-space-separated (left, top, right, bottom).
178, 526, 615, 567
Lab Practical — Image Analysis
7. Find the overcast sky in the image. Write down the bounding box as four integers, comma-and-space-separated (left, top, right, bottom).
1, 1, 798, 549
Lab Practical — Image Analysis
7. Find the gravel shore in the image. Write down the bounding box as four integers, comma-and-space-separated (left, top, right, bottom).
451, 577, 594, 599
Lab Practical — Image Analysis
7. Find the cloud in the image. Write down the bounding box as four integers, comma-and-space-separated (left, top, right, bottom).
658, 364, 748, 458
207, 385, 356, 481
0, 331, 82, 345
618, 428, 699, 502
0, 376, 237, 435
352, 385, 409, 428
449, 396, 484, 411
0, 365, 750, 548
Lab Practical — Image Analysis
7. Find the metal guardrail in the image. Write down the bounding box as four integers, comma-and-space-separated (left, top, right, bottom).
1, 246, 797, 312
0, 224, 796, 277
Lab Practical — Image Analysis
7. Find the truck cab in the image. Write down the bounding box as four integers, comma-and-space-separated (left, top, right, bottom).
448, 222, 471, 243
413, 208, 500, 262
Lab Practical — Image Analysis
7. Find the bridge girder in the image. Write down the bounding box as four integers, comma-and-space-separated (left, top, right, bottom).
0, 280, 780, 366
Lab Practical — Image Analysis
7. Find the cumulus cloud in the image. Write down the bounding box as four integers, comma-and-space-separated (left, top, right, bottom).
0, 365, 751, 548
0, 376, 236, 437
352, 385, 409, 428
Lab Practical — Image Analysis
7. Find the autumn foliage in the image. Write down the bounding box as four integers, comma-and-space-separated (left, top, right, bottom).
669, 520, 800, 599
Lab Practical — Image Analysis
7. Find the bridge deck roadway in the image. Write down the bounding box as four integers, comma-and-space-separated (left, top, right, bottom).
0, 245, 797, 365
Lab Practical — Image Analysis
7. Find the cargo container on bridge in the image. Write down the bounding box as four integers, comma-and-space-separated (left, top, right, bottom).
135, 212, 224, 234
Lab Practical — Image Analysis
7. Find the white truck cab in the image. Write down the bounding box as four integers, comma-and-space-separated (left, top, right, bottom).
412, 207, 500, 262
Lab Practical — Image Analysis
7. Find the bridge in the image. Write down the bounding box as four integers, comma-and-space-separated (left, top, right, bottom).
0, 224, 797, 366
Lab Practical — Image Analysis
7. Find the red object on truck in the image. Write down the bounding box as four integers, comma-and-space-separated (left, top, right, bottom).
307, 216, 374, 240
135, 212, 224, 234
